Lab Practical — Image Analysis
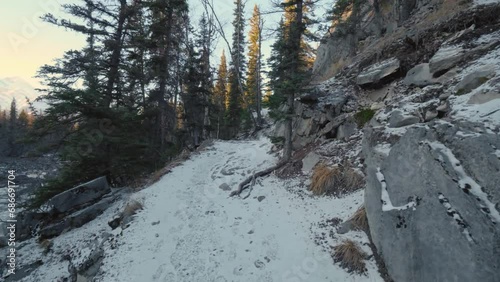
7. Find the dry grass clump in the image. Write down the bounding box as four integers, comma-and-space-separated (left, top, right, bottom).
333, 239, 367, 274
310, 163, 339, 195
39, 238, 53, 255
122, 199, 144, 218
309, 162, 365, 196
350, 206, 368, 231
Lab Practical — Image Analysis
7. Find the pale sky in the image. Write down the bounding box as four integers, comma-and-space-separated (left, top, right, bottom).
0, 0, 327, 88
0, 0, 86, 86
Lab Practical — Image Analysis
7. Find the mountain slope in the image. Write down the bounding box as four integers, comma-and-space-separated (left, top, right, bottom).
0, 77, 44, 111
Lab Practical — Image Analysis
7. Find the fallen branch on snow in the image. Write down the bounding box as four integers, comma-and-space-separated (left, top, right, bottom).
230, 161, 288, 197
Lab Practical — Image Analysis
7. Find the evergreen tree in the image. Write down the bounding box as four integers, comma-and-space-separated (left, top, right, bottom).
267, 19, 288, 117
246, 5, 263, 124
9, 98, 17, 126
7, 98, 18, 153
181, 15, 214, 146
283, 0, 316, 69
31, 0, 191, 207
0, 106, 4, 129
268, 0, 311, 161
226, 0, 246, 137
148, 0, 190, 150
0, 110, 7, 128
213, 51, 229, 139
18, 109, 30, 128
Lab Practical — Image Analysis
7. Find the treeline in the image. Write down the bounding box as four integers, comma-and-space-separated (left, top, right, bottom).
31, 0, 317, 206
0, 98, 36, 156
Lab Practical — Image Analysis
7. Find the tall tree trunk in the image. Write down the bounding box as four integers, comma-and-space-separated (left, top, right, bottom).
283, 0, 303, 162
256, 17, 263, 124
158, 7, 174, 151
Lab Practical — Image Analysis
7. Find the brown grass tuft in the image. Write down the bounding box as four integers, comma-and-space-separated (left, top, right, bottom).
122, 199, 144, 218
309, 162, 364, 196
39, 239, 53, 254
310, 163, 338, 195
350, 206, 369, 231
333, 239, 367, 274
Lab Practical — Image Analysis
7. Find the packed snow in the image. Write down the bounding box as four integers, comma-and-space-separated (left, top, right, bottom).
8, 138, 383, 282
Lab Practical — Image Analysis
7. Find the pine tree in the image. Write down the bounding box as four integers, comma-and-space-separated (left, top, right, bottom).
268, 0, 311, 161
18, 109, 30, 128
283, 0, 316, 69
226, 0, 246, 137
0, 110, 7, 127
9, 98, 17, 131
213, 51, 229, 139
148, 0, 190, 150
246, 5, 263, 124
31, 0, 189, 207
181, 15, 214, 146
267, 19, 288, 117
0, 106, 4, 128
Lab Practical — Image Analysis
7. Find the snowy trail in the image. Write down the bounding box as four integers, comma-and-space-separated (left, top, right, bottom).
11, 138, 381, 282
95, 138, 381, 282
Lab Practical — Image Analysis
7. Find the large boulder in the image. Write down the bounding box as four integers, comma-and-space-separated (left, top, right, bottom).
429, 45, 465, 76
455, 64, 496, 95
363, 123, 500, 282
15, 211, 46, 241
404, 63, 436, 87
356, 58, 401, 87
45, 176, 111, 214
388, 110, 420, 128
40, 195, 116, 239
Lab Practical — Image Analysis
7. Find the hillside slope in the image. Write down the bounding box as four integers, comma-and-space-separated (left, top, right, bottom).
275, 0, 500, 281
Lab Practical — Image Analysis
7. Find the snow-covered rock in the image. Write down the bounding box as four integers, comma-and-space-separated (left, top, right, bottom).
364, 122, 500, 282
429, 45, 466, 76
404, 63, 436, 87
356, 58, 401, 87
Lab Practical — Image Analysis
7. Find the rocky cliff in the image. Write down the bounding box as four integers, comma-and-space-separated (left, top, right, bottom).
280, 0, 500, 281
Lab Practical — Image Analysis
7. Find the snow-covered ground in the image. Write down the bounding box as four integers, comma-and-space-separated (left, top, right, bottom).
8, 137, 382, 282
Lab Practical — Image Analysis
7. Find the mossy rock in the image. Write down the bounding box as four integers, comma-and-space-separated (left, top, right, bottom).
355, 109, 375, 128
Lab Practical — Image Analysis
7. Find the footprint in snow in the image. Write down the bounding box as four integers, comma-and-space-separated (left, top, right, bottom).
232, 266, 244, 276
256, 271, 274, 282
210, 276, 228, 282
152, 264, 175, 281
160, 271, 178, 282
261, 234, 279, 260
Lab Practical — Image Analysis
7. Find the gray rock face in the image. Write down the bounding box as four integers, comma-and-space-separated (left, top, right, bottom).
40, 195, 116, 239
16, 211, 45, 241
337, 120, 357, 140
424, 110, 438, 122
356, 58, 401, 86
404, 63, 436, 87
429, 46, 465, 76
312, 0, 441, 81
302, 152, 320, 173
455, 64, 496, 95
388, 110, 420, 128
363, 124, 500, 282
46, 176, 111, 214
272, 88, 348, 150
